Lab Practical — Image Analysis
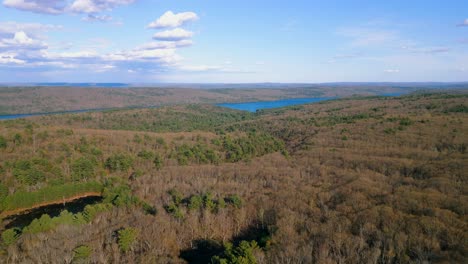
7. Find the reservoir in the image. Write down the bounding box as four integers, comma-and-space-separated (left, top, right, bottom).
217, 97, 335, 112
0, 93, 406, 120
0, 98, 334, 120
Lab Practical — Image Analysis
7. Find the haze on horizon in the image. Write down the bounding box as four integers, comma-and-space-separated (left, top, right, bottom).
0, 0, 467, 83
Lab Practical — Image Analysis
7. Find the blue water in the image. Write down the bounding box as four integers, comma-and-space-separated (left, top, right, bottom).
217, 97, 335, 112
0, 92, 408, 120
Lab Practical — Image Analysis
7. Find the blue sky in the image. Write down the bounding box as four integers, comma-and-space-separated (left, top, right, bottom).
0, 0, 467, 83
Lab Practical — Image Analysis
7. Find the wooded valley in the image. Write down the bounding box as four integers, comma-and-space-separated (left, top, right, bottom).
0, 91, 466, 263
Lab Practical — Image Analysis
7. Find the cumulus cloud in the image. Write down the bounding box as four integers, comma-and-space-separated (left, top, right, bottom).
0, 33, 189, 74
147, 11, 198, 29
69, 0, 135, 13
457, 19, 468, 27
153, 28, 193, 41
2, 0, 135, 14
41, 40, 185, 67
0, 22, 62, 68
104, 48, 181, 63
0, 31, 46, 50
3, 0, 65, 14
0, 9, 199, 75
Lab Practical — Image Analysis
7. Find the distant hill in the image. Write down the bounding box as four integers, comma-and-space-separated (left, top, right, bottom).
1, 84, 466, 115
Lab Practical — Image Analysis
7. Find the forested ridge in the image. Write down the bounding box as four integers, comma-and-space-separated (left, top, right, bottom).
0, 85, 418, 115
0, 91, 466, 263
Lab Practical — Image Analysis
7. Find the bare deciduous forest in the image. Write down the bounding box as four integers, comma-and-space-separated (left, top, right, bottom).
0, 84, 422, 115
0, 91, 467, 263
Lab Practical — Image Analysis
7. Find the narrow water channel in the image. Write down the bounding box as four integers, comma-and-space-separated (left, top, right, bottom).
2, 196, 103, 230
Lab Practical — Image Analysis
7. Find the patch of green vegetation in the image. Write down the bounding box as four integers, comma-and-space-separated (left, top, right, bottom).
0, 136, 7, 149
322, 113, 377, 126
71, 156, 98, 181
384, 128, 396, 135
117, 227, 139, 253
94, 105, 257, 133
105, 153, 134, 172
211, 241, 259, 264
223, 132, 288, 162
0, 181, 103, 212
153, 154, 163, 170
1, 228, 21, 246
225, 194, 243, 209
399, 117, 413, 126
172, 143, 220, 165
11, 157, 63, 186
102, 182, 137, 207
165, 190, 243, 219
137, 150, 154, 160
73, 245, 92, 262
22, 205, 111, 234
445, 104, 468, 113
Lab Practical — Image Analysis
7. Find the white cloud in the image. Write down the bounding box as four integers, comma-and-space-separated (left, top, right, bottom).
0, 9, 199, 75
136, 40, 193, 50
384, 69, 399, 73
69, 0, 135, 13
3, 0, 65, 14
30, 61, 76, 68
107, 48, 182, 64
95, 64, 115, 72
0, 31, 47, 51
0, 21, 62, 38
147, 11, 198, 29
3, 0, 135, 14
402, 45, 450, 54
175, 64, 253, 74
457, 19, 468, 27
45, 50, 99, 59
153, 28, 193, 41
0, 53, 25, 64
177, 64, 222, 72
33, 44, 183, 69
82, 14, 113, 22
12, 31, 34, 44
